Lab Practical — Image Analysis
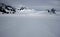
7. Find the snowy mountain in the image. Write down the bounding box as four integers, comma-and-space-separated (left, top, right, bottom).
0, 4, 60, 37
0, 3, 59, 16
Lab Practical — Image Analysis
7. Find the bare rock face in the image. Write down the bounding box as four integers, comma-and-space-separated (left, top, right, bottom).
0, 3, 16, 14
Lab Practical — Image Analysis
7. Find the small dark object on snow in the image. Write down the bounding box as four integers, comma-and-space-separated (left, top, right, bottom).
48, 10, 50, 13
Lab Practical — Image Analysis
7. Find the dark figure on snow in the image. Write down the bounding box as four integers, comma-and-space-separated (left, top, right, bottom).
47, 10, 50, 13
51, 8, 56, 14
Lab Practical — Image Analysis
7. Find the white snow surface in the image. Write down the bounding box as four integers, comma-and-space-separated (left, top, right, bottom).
0, 9, 60, 37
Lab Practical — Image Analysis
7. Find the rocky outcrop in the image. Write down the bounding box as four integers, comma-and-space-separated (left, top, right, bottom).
0, 3, 16, 14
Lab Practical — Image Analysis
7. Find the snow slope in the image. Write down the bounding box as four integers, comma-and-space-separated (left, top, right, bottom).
0, 9, 60, 37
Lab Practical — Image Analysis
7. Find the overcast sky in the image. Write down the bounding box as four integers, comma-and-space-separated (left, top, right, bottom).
0, 0, 60, 10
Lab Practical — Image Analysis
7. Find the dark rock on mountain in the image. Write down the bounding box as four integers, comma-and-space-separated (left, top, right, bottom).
0, 3, 16, 14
